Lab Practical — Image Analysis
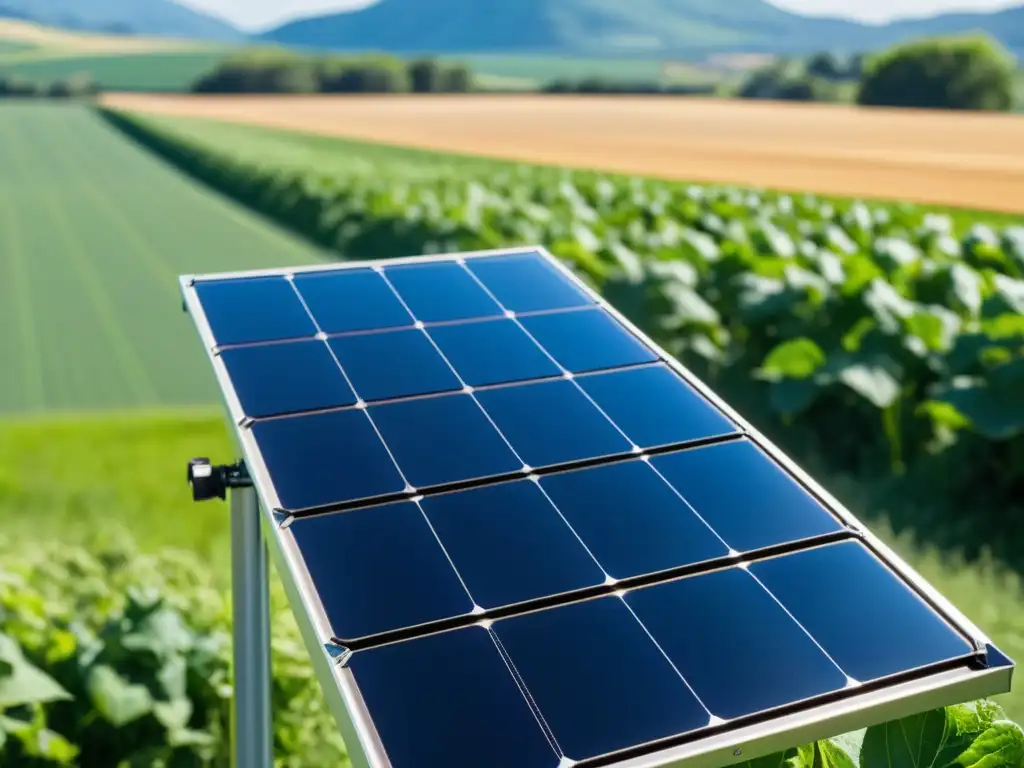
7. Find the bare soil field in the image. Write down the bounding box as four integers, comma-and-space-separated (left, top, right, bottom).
102, 94, 1024, 213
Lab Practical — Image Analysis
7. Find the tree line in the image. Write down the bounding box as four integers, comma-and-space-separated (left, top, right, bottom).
192, 52, 472, 94
0, 72, 100, 99
736, 33, 1019, 111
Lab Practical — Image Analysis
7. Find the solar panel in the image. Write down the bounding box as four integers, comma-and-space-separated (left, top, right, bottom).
182, 246, 1012, 768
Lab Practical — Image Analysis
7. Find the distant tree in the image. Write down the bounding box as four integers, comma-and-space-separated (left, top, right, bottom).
408, 59, 442, 93
737, 59, 842, 102
193, 59, 319, 94
440, 64, 472, 93
846, 52, 868, 79
0, 75, 42, 98
323, 65, 407, 93
806, 52, 841, 80
858, 33, 1016, 111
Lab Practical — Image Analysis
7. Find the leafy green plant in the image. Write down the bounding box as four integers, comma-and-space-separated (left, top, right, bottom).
0, 531, 347, 766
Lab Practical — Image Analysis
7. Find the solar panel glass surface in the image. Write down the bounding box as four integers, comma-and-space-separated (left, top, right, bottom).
186, 249, 1007, 768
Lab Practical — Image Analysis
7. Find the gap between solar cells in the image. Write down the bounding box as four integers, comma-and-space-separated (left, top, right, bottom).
277, 431, 748, 519
238, 358, 671, 428
331, 528, 861, 652
207, 302, 600, 354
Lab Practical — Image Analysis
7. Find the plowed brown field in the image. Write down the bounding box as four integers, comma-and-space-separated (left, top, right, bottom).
102, 93, 1024, 213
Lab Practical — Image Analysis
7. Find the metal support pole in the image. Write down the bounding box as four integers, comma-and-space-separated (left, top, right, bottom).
230, 484, 273, 768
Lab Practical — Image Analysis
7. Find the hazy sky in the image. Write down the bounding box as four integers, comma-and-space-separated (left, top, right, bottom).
180, 0, 1021, 31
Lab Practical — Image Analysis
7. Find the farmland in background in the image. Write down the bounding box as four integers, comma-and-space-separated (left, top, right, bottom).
0, 50, 238, 91
0, 103, 324, 414
2, 100, 1022, 725
101, 94, 1024, 214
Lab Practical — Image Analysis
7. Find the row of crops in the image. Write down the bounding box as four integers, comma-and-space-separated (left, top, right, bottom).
99, 108, 1024, 555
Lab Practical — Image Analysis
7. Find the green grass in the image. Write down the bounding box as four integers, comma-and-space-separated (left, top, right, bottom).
0, 103, 326, 414
0, 408, 234, 565
134, 112, 1024, 235
1, 409, 1020, 721
0, 50, 233, 91
0, 39, 35, 54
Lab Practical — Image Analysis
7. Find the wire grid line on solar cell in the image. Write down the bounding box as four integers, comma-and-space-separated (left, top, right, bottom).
179, 246, 1012, 768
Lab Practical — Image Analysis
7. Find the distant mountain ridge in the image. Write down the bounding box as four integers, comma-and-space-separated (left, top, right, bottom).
0, 0, 241, 40
260, 0, 1024, 57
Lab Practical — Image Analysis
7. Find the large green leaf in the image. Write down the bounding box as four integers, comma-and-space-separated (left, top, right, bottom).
830, 358, 902, 409
956, 722, 1024, 768
933, 377, 1024, 440
0, 715, 79, 766
861, 708, 947, 768
816, 740, 858, 768
760, 338, 827, 380
87, 664, 154, 727
0, 632, 71, 708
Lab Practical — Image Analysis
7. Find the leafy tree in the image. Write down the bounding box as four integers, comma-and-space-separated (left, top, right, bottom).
440, 64, 473, 93
806, 51, 842, 80
858, 33, 1016, 111
408, 58, 443, 93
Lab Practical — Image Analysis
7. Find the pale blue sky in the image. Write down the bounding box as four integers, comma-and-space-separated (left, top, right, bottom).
180, 0, 1021, 31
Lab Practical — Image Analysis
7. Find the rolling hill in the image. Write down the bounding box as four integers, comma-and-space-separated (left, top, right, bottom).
0, 0, 240, 40
260, 0, 1024, 56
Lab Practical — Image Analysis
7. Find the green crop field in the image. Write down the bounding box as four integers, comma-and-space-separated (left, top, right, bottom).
445, 53, 715, 85
0, 103, 324, 414
0, 50, 234, 91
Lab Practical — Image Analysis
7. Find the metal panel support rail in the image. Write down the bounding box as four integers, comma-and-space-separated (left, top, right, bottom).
188, 458, 274, 768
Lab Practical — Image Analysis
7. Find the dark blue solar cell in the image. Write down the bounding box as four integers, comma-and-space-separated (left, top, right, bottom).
384, 262, 503, 323
519, 308, 657, 374
293, 269, 413, 334
751, 541, 974, 683
465, 252, 594, 313
493, 596, 709, 762
251, 409, 405, 510
577, 365, 738, 449
427, 318, 561, 387
195, 277, 316, 346
650, 440, 843, 552
220, 340, 356, 418
421, 480, 605, 609
290, 501, 473, 642
369, 393, 522, 488
475, 379, 632, 469
540, 460, 729, 580
626, 568, 847, 720
329, 329, 461, 402
350, 625, 559, 768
